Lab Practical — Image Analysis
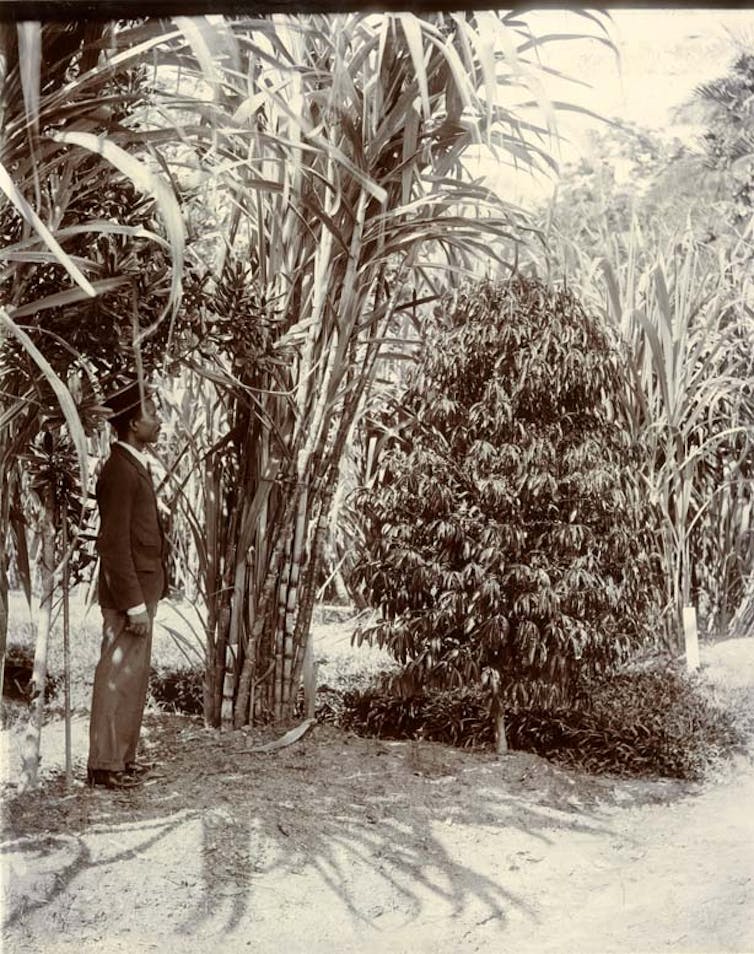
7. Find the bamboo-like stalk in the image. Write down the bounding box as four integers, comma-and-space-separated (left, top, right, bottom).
234, 484, 304, 726
20, 488, 55, 792
222, 558, 247, 726
287, 501, 331, 717
0, 470, 10, 712
280, 482, 309, 714
273, 546, 289, 721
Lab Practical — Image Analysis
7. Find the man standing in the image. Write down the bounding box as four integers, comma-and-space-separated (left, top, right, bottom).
87, 380, 167, 789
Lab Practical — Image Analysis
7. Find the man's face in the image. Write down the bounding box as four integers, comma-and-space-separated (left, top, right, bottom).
132, 398, 161, 445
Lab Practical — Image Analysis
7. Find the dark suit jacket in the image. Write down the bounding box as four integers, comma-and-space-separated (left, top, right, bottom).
96, 443, 168, 610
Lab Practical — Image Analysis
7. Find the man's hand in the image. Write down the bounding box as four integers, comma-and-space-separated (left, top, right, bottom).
126, 610, 150, 638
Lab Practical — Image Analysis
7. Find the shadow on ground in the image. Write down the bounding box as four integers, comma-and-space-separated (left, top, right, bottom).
1, 714, 690, 946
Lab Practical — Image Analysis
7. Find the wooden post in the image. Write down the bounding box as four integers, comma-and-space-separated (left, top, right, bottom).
62, 502, 72, 787
683, 605, 700, 672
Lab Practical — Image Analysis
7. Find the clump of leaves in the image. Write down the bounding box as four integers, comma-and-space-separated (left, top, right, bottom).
149, 666, 204, 716
2, 646, 62, 727
339, 660, 743, 780
351, 275, 664, 713
313, 649, 398, 724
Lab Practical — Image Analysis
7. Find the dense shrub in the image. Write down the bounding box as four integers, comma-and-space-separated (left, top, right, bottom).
339, 661, 743, 780
352, 276, 664, 712
3, 645, 61, 704
148, 667, 204, 715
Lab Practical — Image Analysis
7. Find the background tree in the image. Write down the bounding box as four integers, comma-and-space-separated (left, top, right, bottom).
696, 51, 754, 226
351, 276, 664, 746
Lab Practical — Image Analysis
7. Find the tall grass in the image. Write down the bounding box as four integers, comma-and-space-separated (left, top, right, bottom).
551, 219, 754, 643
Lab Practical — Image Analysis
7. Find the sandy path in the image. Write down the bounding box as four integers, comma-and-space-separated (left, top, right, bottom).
3, 761, 753, 954
2, 640, 753, 954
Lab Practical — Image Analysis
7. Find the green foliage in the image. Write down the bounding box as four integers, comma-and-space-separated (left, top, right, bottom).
339, 661, 743, 780
697, 52, 754, 223
352, 275, 664, 709
148, 666, 204, 716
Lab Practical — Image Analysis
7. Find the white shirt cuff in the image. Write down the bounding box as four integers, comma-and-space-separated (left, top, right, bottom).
127, 603, 147, 616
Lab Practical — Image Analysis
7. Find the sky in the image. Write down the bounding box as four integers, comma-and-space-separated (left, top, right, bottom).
490, 7, 754, 200
534, 8, 754, 131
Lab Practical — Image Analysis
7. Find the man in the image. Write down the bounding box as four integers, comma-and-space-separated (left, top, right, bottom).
87, 380, 167, 790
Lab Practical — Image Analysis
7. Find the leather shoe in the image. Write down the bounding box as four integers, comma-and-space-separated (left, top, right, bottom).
124, 761, 153, 778
87, 768, 141, 789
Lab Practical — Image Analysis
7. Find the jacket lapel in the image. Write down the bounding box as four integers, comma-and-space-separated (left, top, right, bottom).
111, 444, 166, 542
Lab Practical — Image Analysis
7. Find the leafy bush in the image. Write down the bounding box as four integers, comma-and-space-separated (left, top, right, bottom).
352, 276, 664, 710
339, 660, 743, 780
148, 666, 204, 715
3, 645, 61, 704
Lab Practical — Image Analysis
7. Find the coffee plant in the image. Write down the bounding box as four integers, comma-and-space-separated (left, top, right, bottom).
351, 276, 665, 714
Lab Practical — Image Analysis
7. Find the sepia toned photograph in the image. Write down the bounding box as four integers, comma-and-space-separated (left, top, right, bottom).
1, 6, 753, 952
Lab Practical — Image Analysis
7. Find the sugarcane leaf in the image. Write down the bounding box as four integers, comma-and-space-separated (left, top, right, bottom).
17, 21, 42, 132
49, 131, 185, 323
0, 309, 89, 493
159, 622, 204, 665
173, 16, 224, 97
242, 718, 314, 753
9, 277, 129, 318
399, 14, 431, 120
0, 160, 97, 297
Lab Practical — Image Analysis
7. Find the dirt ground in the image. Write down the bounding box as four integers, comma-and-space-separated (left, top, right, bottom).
2, 638, 754, 954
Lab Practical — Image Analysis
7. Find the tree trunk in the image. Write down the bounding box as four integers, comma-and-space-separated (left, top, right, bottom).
20, 491, 55, 792
494, 712, 508, 756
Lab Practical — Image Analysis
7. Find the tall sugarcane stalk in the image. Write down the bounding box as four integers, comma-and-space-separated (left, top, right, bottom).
153, 11, 613, 727
0, 469, 9, 711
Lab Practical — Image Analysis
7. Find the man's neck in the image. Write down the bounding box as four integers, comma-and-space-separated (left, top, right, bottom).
121, 437, 146, 453
116, 440, 148, 466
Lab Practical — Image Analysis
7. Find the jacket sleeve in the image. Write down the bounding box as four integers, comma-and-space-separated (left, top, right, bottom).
96, 460, 144, 610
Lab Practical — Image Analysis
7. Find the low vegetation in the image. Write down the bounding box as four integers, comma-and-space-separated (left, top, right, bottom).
6, 622, 742, 783
336, 661, 743, 781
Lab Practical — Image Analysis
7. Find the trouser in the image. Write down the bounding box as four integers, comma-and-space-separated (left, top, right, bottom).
87, 605, 156, 772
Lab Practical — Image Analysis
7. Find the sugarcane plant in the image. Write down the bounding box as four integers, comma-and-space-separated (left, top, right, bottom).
155, 10, 617, 727
600, 238, 754, 641
555, 215, 754, 642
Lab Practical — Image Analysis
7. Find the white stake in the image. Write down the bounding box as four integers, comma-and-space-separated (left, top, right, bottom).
683, 605, 700, 672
